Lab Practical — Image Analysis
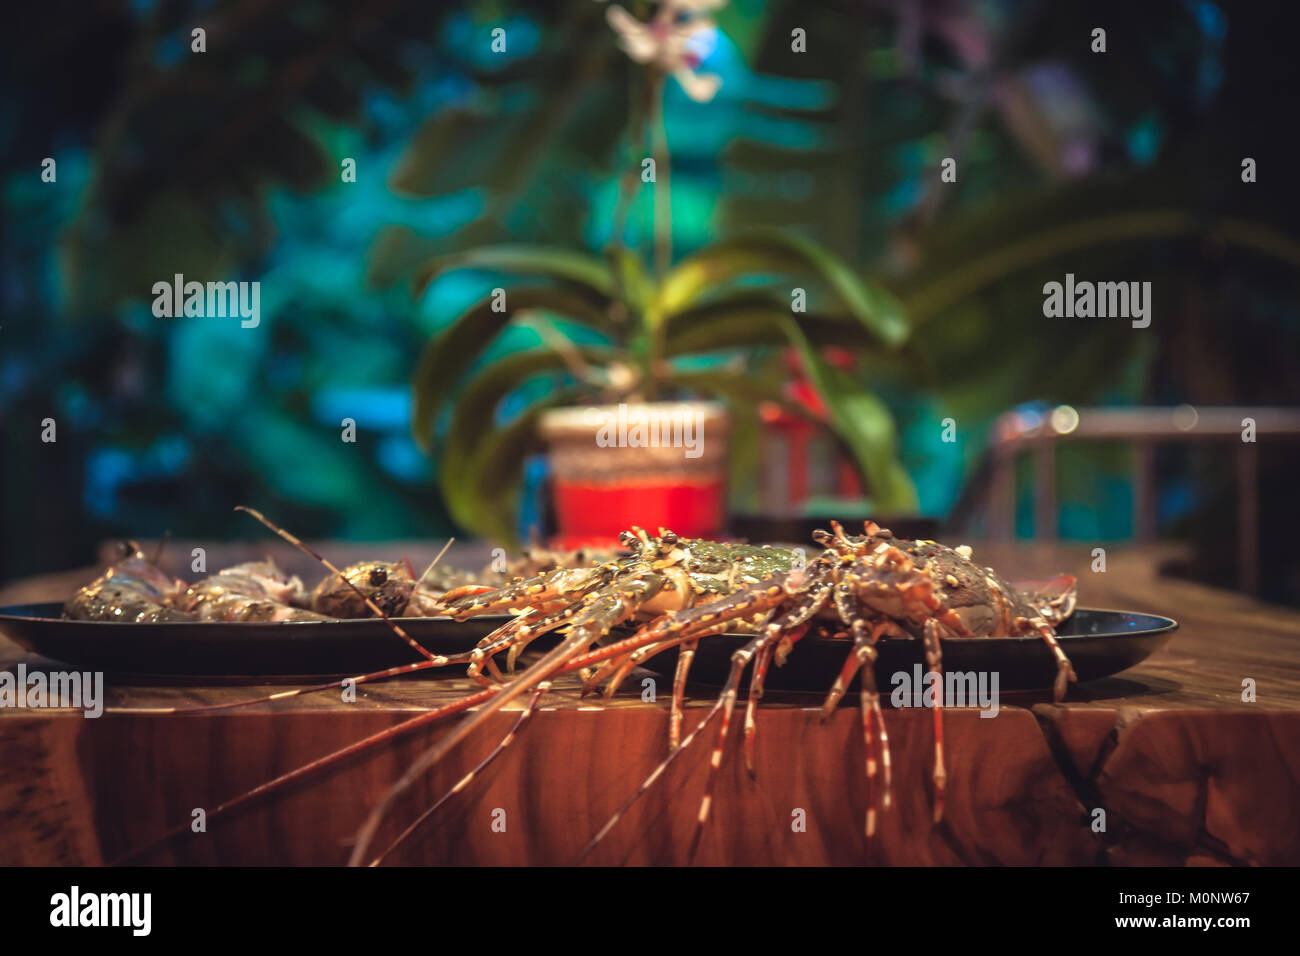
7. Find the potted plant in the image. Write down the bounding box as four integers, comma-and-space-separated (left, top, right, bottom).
409, 1, 918, 545
410, 228, 917, 545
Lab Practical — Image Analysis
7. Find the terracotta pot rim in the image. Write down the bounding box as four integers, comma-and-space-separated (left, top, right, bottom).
540, 400, 730, 481
539, 401, 730, 438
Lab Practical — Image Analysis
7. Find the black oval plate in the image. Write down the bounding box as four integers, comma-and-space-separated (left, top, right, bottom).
0, 603, 516, 680
0, 604, 1176, 691
635, 608, 1179, 693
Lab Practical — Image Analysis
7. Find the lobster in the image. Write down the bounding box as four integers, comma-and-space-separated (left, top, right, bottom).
419, 519, 1077, 859
105, 513, 1077, 866
64, 542, 192, 623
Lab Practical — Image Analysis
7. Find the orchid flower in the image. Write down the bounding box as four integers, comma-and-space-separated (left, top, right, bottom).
606, 0, 724, 102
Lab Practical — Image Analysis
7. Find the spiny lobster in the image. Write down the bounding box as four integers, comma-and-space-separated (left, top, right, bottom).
110, 512, 1077, 866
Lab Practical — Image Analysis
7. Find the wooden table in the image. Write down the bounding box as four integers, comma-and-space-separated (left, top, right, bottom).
2, 543, 1298, 866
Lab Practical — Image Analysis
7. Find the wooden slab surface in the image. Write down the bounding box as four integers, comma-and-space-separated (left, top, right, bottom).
2, 543, 1298, 866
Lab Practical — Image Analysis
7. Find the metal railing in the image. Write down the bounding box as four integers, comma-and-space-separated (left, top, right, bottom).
951, 406, 1300, 595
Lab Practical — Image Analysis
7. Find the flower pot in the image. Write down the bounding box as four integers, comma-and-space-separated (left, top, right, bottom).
539, 402, 730, 549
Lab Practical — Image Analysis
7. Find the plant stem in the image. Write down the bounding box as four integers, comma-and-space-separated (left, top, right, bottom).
649, 71, 672, 281
644, 70, 673, 402
610, 72, 649, 258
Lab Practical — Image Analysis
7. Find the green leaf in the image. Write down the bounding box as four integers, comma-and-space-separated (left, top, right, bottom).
664, 369, 821, 426
438, 346, 608, 506
721, 394, 762, 511
389, 110, 506, 198
779, 319, 918, 512
662, 370, 824, 514
413, 245, 616, 301
604, 245, 652, 322
410, 288, 611, 451
898, 209, 1197, 326
444, 348, 610, 455
366, 226, 443, 290
439, 389, 587, 544
656, 229, 910, 347
662, 291, 881, 356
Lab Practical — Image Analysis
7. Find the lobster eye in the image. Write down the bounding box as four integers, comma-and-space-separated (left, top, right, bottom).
369, 567, 388, 587
661, 530, 679, 545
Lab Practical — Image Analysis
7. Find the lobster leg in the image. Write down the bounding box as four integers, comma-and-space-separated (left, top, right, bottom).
741, 621, 810, 777
577, 627, 778, 865
578, 617, 725, 702
578, 645, 639, 696
118, 621, 708, 864
737, 572, 834, 775
593, 647, 654, 699
922, 618, 948, 825
435, 584, 497, 605
346, 569, 668, 866
590, 568, 814, 745
852, 619, 883, 843
585, 623, 725, 742
503, 596, 589, 671
623, 571, 801, 647
364, 681, 552, 867
820, 617, 908, 717
1015, 615, 1078, 702
741, 641, 775, 777
574, 569, 710, 700
441, 564, 610, 619
499, 600, 587, 676
843, 544, 990, 828
577, 688, 727, 864
873, 676, 893, 811
572, 619, 726, 743
669, 640, 699, 749
687, 623, 803, 863
833, 576, 859, 623
466, 600, 593, 685
597, 630, 716, 701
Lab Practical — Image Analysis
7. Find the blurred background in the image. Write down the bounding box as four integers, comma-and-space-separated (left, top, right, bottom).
2, 0, 1298, 602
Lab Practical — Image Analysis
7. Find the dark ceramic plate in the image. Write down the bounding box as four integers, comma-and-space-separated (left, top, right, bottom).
0, 603, 516, 680
635, 608, 1179, 693
0, 604, 1176, 692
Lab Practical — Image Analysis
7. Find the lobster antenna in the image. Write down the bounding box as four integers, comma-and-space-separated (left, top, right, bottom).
152, 530, 171, 566
366, 681, 550, 867
413, 538, 455, 592
114, 628, 677, 865
234, 506, 436, 663
347, 623, 597, 866
110, 686, 499, 865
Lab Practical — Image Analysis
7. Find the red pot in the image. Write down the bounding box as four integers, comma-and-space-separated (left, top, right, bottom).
539, 402, 730, 549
